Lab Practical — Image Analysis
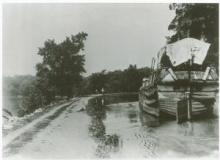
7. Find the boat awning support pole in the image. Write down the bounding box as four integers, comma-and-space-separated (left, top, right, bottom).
202, 67, 211, 81
168, 68, 177, 80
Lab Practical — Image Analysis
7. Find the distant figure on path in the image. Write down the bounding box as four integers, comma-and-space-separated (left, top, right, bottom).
101, 88, 105, 95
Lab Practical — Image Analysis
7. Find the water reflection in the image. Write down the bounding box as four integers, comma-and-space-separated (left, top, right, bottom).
128, 111, 138, 123
86, 94, 162, 158
139, 112, 160, 127
103, 93, 138, 105
86, 94, 218, 158
178, 122, 194, 136
86, 97, 120, 158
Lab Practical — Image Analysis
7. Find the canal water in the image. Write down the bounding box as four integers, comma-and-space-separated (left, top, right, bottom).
86, 94, 218, 158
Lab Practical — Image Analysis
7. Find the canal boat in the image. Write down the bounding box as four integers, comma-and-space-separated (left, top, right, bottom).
139, 38, 218, 122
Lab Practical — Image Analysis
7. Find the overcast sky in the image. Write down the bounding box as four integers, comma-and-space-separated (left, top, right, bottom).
3, 3, 175, 76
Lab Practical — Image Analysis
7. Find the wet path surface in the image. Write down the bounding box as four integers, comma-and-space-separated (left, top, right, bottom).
3, 94, 219, 159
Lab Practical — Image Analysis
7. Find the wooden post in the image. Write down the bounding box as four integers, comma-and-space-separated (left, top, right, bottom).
187, 53, 194, 121
176, 98, 188, 123
186, 92, 192, 120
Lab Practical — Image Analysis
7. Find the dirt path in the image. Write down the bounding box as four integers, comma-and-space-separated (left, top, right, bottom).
3, 97, 94, 159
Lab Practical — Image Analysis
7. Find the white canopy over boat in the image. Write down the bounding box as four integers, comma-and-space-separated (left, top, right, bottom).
157, 38, 210, 67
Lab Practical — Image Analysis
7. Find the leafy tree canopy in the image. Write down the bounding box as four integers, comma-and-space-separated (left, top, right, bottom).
80, 65, 151, 94
167, 3, 219, 67
36, 32, 88, 99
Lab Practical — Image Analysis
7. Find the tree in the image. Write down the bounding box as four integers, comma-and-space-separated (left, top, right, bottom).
3, 75, 46, 115
168, 3, 219, 68
3, 75, 36, 97
82, 65, 151, 95
87, 70, 107, 93
21, 79, 46, 114
122, 65, 142, 92
104, 70, 124, 93
36, 32, 88, 100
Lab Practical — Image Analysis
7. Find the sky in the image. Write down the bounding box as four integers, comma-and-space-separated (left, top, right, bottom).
3, 3, 175, 76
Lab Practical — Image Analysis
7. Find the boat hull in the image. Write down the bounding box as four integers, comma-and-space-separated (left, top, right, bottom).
139, 80, 218, 120
139, 85, 159, 117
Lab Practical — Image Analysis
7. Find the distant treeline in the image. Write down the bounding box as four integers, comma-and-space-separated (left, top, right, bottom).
3, 65, 151, 114
79, 65, 151, 95
3, 75, 44, 114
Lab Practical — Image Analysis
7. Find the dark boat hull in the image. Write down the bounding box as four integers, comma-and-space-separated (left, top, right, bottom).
139, 84, 159, 117
139, 80, 218, 120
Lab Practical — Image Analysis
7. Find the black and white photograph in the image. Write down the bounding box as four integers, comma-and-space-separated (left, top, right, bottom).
2, 1, 219, 159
